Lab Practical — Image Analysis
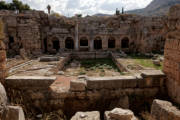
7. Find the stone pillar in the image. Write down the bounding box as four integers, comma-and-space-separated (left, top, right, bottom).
75, 21, 79, 51
0, 18, 6, 84
102, 37, 108, 50
60, 38, 65, 50
90, 39, 94, 51
116, 38, 121, 50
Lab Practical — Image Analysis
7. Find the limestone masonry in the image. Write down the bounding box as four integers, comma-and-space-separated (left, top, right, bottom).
164, 4, 180, 104
0, 10, 166, 57
0, 3, 180, 120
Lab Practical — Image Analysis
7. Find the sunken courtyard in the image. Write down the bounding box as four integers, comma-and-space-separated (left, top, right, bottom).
0, 3, 180, 120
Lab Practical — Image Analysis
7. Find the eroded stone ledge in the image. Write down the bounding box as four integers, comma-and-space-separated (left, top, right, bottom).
5, 76, 56, 89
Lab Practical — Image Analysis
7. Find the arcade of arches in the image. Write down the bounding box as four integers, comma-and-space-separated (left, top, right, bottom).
46, 36, 130, 52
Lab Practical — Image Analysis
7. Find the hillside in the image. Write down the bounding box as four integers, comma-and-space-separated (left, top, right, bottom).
127, 0, 180, 16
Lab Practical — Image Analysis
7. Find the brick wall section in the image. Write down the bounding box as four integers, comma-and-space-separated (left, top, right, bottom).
0, 18, 6, 84
163, 4, 180, 104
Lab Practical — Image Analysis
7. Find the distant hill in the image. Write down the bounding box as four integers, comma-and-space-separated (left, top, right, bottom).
127, 0, 180, 16
93, 13, 112, 17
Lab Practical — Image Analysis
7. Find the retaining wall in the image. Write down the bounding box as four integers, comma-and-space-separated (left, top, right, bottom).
5, 70, 165, 118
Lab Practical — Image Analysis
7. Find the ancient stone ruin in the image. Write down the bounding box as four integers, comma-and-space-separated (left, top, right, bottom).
0, 9, 166, 57
0, 3, 180, 120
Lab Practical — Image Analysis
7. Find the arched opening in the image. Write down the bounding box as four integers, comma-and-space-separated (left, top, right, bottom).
43, 38, 47, 53
94, 37, 102, 50
108, 37, 115, 48
121, 37, 129, 48
52, 37, 60, 51
65, 37, 74, 49
80, 37, 88, 47
8, 36, 14, 49
80, 37, 88, 51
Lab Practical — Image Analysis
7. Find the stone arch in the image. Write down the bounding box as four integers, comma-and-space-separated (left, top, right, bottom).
52, 37, 60, 51
80, 37, 88, 47
108, 37, 116, 48
79, 36, 89, 51
94, 36, 102, 50
121, 37, 129, 48
65, 37, 74, 49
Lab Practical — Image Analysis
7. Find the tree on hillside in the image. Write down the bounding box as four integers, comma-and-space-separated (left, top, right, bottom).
0, 0, 30, 11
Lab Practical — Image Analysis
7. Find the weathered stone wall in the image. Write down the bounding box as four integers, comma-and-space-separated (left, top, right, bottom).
0, 18, 7, 84
0, 10, 48, 57
163, 4, 180, 104
0, 10, 166, 56
5, 70, 165, 118
78, 15, 166, 53
0, 17, 26, 120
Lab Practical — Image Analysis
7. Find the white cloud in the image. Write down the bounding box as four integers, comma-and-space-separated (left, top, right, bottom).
4, 0, 153, 16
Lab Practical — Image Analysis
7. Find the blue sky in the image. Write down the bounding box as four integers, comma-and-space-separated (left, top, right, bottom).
5, 0, 153, 16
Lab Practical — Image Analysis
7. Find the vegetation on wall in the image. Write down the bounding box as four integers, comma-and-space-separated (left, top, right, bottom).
50, 11, 62, 18
0, 0, 30, 11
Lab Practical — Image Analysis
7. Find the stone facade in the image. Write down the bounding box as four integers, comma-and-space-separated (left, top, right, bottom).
0, 10, 166, 57
0, 10, 48, 57
163, 4, 180, 104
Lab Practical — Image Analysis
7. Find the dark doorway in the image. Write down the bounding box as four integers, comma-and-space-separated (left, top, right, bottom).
121, 37, 129, 48
80, 37, 88, 46
52, 38, 60, 51
9, 36, 14, 49
65, 37, 74, 49
43, 38, 47, 53
94, 37, 102, 50
108, 37, 115, 48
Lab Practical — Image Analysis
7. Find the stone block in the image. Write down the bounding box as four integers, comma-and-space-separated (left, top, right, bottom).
5, 76, 56, 89
151, 99, 180, 120
0, 83, 7, 116
86, 76, 138, 90
2, 106, 25, 120
0, 61, 6, 69
105, 108, 137, 120
141, 70, 165, 78
140, 70, 165, 87
152, 60, 161, 66
70, 79, 86, 92
0, 51, 6, 62
0, 41, 6, 50
71, 111, 100, 120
